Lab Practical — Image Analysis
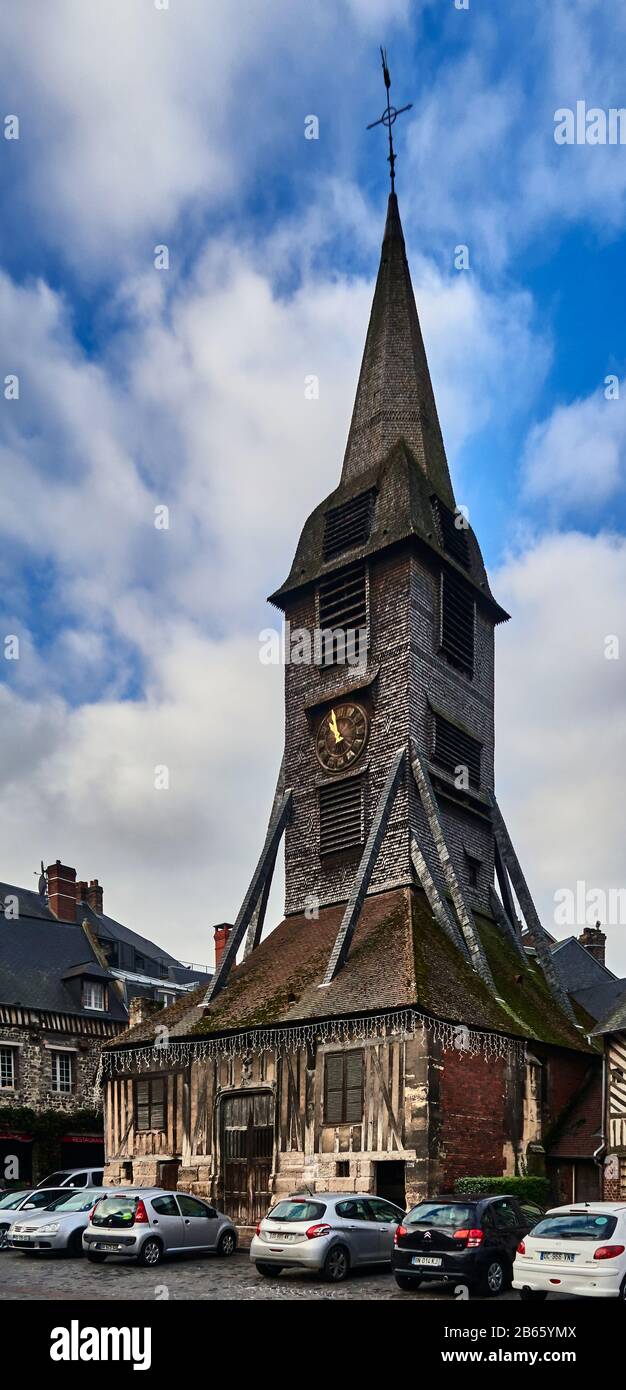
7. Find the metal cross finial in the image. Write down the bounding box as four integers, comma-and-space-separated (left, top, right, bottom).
366, 48, 412, 192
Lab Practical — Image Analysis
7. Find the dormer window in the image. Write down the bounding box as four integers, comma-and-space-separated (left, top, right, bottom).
83, 981, 106, 1011
323, 490, 376, 561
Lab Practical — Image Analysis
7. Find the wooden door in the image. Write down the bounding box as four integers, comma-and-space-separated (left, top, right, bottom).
221, 1091, 274, 1225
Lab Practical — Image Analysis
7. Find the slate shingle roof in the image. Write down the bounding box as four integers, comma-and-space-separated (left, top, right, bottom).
0, 916, 127, 1021
106, 888, 592, 1055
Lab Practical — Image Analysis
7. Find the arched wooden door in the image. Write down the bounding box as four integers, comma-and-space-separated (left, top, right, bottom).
220, 1091, 274, 1225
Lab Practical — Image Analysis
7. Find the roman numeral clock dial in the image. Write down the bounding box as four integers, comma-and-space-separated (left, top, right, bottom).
315, 702, 369, 772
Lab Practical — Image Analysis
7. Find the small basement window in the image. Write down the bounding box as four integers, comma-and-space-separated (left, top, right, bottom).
319, 778, 364, 856
433, 712, 482, 789
465, 853, 481, 890
336, 1160, 350, 1178
323, 490, 376, 561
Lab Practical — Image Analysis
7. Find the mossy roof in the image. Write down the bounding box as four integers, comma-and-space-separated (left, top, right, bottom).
106, 888, 594, 1055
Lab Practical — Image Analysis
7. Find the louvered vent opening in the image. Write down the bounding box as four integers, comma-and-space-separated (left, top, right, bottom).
441, 571, 475, 676
318, 562, 367, 665
433, 712, 481, 788
323, 490, 376, 561
319, 777, 364, 856
324, 1051, 364, 1125
432, 496, 471, 568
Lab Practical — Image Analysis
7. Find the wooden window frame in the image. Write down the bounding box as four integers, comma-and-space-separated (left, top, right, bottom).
134, 1074, 167, 1133
82, 980, 107, 1012
51, 1050, 74, 1094
323, 1049, 364, 1125
0, 1045, 17, 1090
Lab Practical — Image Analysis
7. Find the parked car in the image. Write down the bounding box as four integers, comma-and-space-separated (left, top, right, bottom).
37, 1166, 104, 1189
0, 1188, 69, 1249
7, 1187, 108, 1255
250, 1193, 405, 1283
513, 1202, 626, 1300
82, 1189, 237, 1267
392, 1194, 540, 1296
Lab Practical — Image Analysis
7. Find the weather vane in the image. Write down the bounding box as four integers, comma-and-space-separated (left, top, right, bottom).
366, 48, 412, 193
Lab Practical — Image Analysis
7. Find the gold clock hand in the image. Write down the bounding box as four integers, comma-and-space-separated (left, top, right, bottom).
329, 709, 343, 744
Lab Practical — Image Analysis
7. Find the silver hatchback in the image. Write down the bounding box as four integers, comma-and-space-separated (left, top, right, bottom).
82, 1189, 237, 1267
250, 1193, 405, 1283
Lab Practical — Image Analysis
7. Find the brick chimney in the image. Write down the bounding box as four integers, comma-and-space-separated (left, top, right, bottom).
86, 879, 103, 914
46, 861, 77, 922
76, 881, 89, 906
128, 996, 161, 1027
214, 923, 233, 970
578, 922, 606, 967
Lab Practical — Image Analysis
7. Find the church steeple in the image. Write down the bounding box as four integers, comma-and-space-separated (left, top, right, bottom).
341, 192, 455, 508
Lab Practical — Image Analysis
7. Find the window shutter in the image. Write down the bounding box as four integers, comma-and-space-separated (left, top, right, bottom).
318, 562, 367, 665
323, 490, 376, 561
324, 1054, 345, 1125
433, 712, 481, 788
440, 571, 475, 676
136, 1079, 150, 1131
344, 1051, 364, 1124
432, 496, 471, 568
150, 1078, 165, 1131
319, 778, 364, 856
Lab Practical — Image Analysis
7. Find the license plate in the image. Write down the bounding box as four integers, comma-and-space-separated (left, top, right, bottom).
12, 1235, 30, 1243
540, 1251, 575, 1263
412, 1255, 442, 1267
267, 1231, 295, 1242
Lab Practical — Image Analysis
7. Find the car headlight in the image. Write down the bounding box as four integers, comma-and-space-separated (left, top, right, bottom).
36, 1222, 60, 1234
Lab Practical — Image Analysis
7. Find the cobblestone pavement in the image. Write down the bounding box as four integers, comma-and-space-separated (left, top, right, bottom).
0, 1250, 569, 1301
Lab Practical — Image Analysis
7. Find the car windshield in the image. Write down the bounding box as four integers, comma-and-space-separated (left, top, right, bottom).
531, 1212, 618, 1240
268, 1200, 327, 1222
0, 1190, 32, 1211
405, 1202, 475, 1229
91, 1198, 139, 1228
45, 1189, 103, 1213
38, 1172, 69, 1187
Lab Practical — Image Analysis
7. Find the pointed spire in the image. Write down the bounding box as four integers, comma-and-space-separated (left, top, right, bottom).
341, 193, 455, 507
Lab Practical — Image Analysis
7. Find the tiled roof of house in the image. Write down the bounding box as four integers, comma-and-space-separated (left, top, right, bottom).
106, 888, 593, 1054
0, 916, 127, 1021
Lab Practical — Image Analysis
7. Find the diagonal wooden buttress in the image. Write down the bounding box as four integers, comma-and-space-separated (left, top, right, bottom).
321, 746, 406, 986
409, 835, 469, 957
244, 756, 286, 959
203, 787, 293, 1005
488, 793, 576, 1022
410, 740, 495, 991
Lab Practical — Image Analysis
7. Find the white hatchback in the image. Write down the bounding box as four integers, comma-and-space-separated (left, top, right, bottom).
513, 1202, 626, 1300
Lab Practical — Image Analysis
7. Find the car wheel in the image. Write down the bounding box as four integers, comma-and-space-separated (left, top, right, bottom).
86, 1251, 107, 1264
217, 1230, 237, 1257
67, 1229, 84, 1258
138, 1238, 163, 1268
481, 1258, 507, 1296
323, 1244, 350, 1283
519, 1288, 548, 1302
255, 1261, 281, 1277
395, 1274, 421, 1291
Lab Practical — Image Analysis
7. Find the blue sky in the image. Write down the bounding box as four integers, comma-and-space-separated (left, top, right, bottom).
0, 0, 625, 971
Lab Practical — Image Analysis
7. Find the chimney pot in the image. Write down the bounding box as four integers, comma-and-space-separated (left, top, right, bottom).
214, 923, 233, 970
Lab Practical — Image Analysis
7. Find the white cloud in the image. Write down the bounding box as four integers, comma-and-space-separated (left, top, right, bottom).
522, 379, 626, 513
495, 530, 626, 974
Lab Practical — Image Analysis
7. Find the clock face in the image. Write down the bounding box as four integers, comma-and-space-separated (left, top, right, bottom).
315, 702, 369, 773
